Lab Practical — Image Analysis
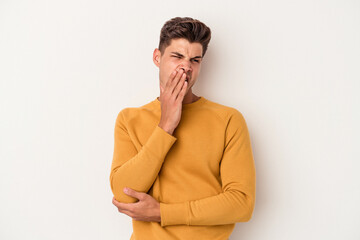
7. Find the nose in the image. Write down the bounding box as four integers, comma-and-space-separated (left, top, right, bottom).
178, 63, 192, 75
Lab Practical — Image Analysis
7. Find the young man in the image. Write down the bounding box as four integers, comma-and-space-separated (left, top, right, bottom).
110, 17, 256, 240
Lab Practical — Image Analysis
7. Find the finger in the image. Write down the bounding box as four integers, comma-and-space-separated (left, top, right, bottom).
176, 78, 188, 101
124, 187, 145, 201
173, 72, 186, 97
165, 70, 178, 91
116, 204, 134, 218
170, 69, 184, 95
112, 197, 132, 210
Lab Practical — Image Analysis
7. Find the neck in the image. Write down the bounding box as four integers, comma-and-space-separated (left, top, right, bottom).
182, 89, 199, 104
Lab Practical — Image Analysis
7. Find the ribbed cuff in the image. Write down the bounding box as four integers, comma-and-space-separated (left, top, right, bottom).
160, 201, 190, 227
143, 125, 177, 160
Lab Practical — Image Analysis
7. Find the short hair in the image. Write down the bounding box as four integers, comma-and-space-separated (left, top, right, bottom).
158, 17, 211, 58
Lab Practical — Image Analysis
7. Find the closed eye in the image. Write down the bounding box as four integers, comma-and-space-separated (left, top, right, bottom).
172, 55, 200, 63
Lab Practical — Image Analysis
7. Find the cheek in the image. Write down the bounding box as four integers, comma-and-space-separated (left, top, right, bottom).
192, 69, 199, 77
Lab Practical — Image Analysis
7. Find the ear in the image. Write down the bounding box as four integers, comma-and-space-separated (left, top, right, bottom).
153, 48, 161, 67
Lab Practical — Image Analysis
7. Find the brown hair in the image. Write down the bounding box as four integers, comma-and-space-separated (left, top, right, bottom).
158, 17, 211, 58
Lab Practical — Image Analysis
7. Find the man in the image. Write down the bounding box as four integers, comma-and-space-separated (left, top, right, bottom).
109, 17, 256, 240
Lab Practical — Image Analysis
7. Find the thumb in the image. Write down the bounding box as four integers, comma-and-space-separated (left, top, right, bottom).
123, 187, 143, 200
160, 85, 164, 94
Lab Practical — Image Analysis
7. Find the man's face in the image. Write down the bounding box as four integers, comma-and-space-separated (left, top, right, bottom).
153, 38, 203, 93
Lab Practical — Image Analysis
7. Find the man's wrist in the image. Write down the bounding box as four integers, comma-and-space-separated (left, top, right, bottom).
158, 124, 174, 135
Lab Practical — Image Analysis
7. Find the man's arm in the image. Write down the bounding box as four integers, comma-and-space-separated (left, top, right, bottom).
159, 109, 256, 226
109, 109, 177, 203
110, 68, 188, 204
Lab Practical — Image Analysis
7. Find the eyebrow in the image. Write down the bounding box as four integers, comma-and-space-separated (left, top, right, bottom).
170, 51, 202, 59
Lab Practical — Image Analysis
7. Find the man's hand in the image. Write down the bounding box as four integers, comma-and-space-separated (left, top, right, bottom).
158, 67, 188, 135
112, 187, 161, 223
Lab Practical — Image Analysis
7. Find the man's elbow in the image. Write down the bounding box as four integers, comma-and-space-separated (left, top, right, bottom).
237, 196, 255, 222
109, 170, 138, 203
242, 204, 255, 222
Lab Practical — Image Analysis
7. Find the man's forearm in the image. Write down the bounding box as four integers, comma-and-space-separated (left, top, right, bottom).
110, 113, 177, 203
159, 187, 255, 227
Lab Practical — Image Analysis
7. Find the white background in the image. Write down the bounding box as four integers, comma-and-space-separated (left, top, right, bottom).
1, 0, 359, 239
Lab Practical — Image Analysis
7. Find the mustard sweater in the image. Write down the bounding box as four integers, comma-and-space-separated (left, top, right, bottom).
110, 96, 256, 240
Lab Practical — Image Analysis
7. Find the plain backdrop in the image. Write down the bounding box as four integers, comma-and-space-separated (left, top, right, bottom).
1, 0, 359, 239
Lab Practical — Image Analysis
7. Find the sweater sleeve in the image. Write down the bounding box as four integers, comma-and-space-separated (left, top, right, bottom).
159, 109, 256, 226
110, 109, 177, 203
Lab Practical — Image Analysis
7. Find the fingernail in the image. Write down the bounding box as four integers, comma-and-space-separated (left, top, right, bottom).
123, 187, 128, 193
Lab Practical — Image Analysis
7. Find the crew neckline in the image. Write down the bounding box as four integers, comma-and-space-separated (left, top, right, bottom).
154, 96, 207, 109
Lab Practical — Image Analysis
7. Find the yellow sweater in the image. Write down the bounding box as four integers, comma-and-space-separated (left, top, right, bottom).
110, 96, 256, 240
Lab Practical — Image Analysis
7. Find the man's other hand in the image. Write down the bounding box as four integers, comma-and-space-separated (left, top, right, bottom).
112, 187, 161, 223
